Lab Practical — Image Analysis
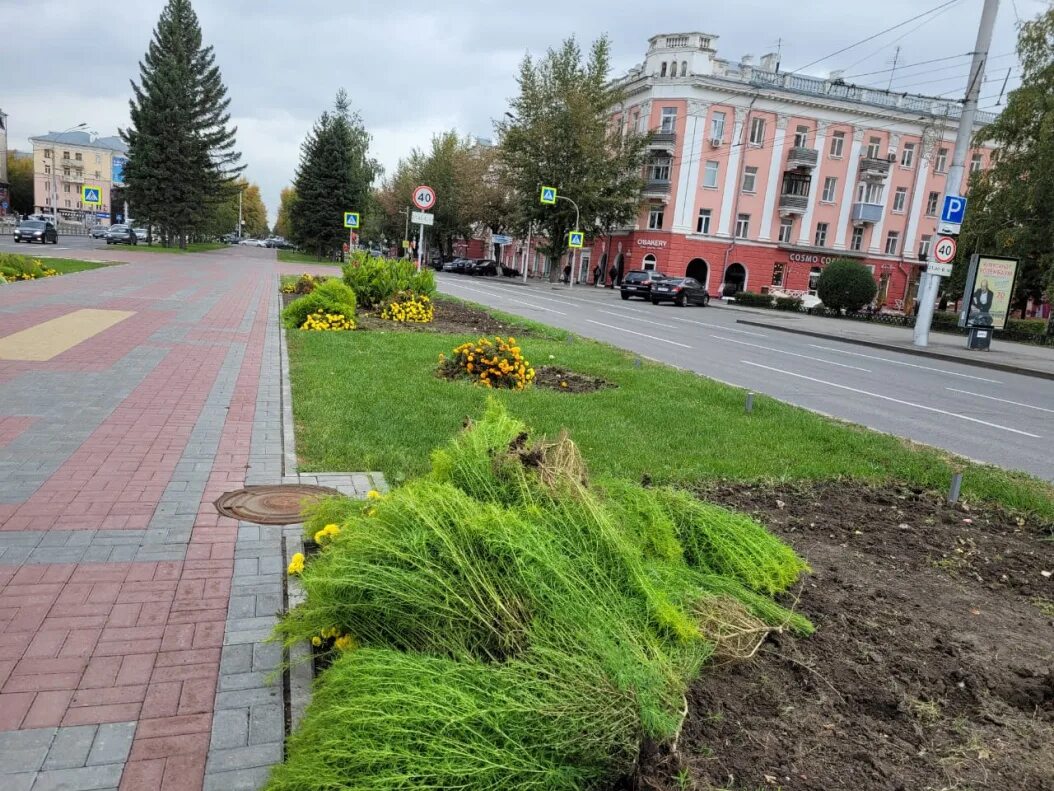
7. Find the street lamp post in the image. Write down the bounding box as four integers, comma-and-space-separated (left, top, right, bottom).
554, 194, 581, 289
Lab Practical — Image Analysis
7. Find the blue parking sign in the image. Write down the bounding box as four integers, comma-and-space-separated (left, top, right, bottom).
940, 195, 967, 225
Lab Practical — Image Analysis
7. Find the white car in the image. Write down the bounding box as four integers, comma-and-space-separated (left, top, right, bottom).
771, 290, 824, 312
133, 228, 148, 241
238, 238, 267, 247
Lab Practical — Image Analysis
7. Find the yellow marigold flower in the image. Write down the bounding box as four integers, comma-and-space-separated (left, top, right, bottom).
366, 490, 381, 500
334, 634, 356, 652
287, 552, 305, 575
311, 636, 322, 647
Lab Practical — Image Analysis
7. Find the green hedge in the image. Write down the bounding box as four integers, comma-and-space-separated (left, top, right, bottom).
732, 291, 774, 308
343, 253, 435, 309
774, 296, 803, 311
282, 279, 357, 329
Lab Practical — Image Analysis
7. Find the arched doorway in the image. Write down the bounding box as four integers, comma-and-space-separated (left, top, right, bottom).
615, 253, 625, 285
642, 254, 657, 272
723, 263, 747, 297
686, 258, 709, 288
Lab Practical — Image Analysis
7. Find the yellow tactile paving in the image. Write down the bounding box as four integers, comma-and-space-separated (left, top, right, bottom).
0, 309, 136, 361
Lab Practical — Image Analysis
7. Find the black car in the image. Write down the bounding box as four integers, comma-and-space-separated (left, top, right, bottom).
105, 225, 138, 245
442, 258, 471, 273
13, 220, 58, 244
619, 270, 666, 301
467, 259, 498, 276
650, 277, 710, 307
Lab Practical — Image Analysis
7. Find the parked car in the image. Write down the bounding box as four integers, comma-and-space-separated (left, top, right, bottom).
89, 226, 109, 239
221, 232, 242, 244
500, 264, 520, 278
271, 239, 297, 250
13, 220, 58, 244
442, 258, 471, 273
106, 225, 138, 245
238, 237, 266, 247
650, 277, 710, 307
133, 228, 148, 242
619, 270, 667, 301
467, 259, 499, 276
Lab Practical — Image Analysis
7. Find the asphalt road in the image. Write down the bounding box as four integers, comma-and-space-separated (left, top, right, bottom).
437, 273, 1054, 482
0, 231, 104, 255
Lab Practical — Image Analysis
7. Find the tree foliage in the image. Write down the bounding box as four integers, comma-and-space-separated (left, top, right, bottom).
816, 259, 877, 312
956, 6, 1054, 324
203, 180, 267, 238
496, 37, 650, 273
121, 0, 243, 247
5, 152, 33, 216
274, 186, 297, 238
290, 90, 378, 258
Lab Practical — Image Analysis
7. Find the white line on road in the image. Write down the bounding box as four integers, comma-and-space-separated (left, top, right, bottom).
946, 388, 1054, 414
807, 344, 1002, 383
663, 315, 770, 337
442, 282, 567, 315
585, 319, 693, 348
742, 361, 1040, 438
596, 309, 678, 329
710, 336, 872, 372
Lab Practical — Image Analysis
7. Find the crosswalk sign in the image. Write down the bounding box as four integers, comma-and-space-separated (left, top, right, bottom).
82, 186, 102, 205
343, 212, 360, 229
568, 231, 584, 249
540, 186, 557, 205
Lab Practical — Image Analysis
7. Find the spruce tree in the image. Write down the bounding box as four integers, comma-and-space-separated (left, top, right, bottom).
290, 90, 377, 258
122, 0, 242, 248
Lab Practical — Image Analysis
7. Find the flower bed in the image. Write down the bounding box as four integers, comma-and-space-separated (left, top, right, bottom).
438, 336, 535, 389
0, 253, 59, 283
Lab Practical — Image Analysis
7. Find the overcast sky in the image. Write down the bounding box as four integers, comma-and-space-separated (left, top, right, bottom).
2, 0, 1045, 223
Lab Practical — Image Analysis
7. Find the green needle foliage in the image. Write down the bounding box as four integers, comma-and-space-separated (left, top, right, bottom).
271, 403, 810, 790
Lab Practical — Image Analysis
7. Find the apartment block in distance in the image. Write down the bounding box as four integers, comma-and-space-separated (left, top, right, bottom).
30, 131, 128, 224
588, 32, 995, 312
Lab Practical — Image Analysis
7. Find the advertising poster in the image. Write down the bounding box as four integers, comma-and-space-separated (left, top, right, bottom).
112, 156, 127, 187
964, 256, 1018, 330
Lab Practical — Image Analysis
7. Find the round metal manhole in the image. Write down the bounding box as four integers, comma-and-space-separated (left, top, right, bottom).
214, 484, 342, 525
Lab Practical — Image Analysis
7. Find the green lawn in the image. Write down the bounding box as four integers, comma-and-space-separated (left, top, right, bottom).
278, 250, 343, 266
286, 327, 1054, 518
135, 242, 228, 254
43, 258, 113, 274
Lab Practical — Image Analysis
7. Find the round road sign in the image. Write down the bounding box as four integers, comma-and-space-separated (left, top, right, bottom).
933, 236, 957, 264
412, 185, 436, 211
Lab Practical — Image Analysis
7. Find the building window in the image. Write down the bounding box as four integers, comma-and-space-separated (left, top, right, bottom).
44, 149, 52, 159
821, 176, 838, 203
696, 209, 712, 234
935, 147, 948, 173
660, 107, 677, 133
814, 222, 829, 247
830, 130, 845, 158
919, 234, 933, 260
62, 151, 70, 159
866, 136, 882, 159
742, 166, 758, 193
95, 171, 101, 178
648, 207, 664, 230
772, 263, 785, 287
735, 213, 750, 238
970, 152, 983, 172
857, 182, 884, 204
749, 117, 766, 146
885, 230, 900, 255
901, 142, 916, 168
702, 160, 719, 188
782, 172, 811, 197
680, 61, 688, 77
793, 125, 809, 148
642, 254, 657, 271
778, 218, 794, 243
892, 187, 908, 213
660, 62, 668, 77
926, 191, 940, 216
74, 152, 82, 161
44, 165, 51, 175
649, 158, 671, 181
63, 184, 70, 193
851, 226, 864, 252
63, 168, 70, 176
65, 199, 71, 208
710, 111, 726, 142
809, 267, 822, 291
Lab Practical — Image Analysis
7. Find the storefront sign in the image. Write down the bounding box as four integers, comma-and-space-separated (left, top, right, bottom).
636, 238, 668, 249
960, 255, 1019, 331
788, 252, 838, 265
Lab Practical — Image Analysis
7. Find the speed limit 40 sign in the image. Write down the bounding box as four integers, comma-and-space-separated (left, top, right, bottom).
412, 185, 436, 211
933, 236, 957, 264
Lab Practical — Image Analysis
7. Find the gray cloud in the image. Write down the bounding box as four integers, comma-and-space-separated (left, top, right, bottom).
0, 0, 1040, 223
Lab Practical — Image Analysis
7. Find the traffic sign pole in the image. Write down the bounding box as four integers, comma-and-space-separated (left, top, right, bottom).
914, 0, 998, 348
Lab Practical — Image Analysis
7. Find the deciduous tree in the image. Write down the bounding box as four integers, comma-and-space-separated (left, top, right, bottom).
4, 151, 33, 216
274, 186, 297, 238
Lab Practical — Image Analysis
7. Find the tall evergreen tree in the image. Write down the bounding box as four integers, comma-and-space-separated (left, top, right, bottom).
122, 0, 243, 248
290, 90, 378, 258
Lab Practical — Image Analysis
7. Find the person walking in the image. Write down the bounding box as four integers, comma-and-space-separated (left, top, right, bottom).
608, 265, 617, 288
593, 264, 602, 287
562, 262, 571, 284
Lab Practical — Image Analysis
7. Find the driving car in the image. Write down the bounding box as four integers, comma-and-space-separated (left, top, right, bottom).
106, 225, 138, 245
13, 220, 58, 244
89, 226, 109, 239
133, 228, 148, 242
619, 270, 666, 301
650, 277, 711, 307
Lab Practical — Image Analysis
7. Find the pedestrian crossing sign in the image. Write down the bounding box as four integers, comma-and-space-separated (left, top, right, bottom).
343, 212, 360, 229
540, 186, 557, 205
568, 231, 584, 249
82, 186, 102, 205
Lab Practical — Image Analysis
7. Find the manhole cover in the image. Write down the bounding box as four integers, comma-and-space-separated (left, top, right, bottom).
214, 484, 342, 525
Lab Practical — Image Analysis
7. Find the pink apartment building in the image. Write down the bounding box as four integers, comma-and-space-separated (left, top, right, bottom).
575, 32, 996, 311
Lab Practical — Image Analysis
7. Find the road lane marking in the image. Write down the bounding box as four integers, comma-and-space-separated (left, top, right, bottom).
946, 388, 1054, 414
585, 320, 692, 348
596, 309, 678, 329
806, 344, 1002, 383
441, 282, 567, 315
710, 336, 872, 372
742, 361, 1040, 438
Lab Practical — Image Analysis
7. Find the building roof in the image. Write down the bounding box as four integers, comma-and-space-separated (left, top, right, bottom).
29, 130, 127, 153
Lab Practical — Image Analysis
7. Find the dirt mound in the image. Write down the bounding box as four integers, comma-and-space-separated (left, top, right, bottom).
533, 365, 615, 393
640, 481, 1054, 791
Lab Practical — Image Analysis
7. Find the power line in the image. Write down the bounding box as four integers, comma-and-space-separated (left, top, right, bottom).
841, 53, 971, 80
837, 0, 965, 74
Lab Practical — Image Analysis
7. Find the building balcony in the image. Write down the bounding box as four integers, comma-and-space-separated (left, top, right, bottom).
778, 194, 808, 214
859, 157, 891, 180
851, 202, 884, 224
648, 131, 677, 150
785, 147, 818, 169
643, 179, 672, 196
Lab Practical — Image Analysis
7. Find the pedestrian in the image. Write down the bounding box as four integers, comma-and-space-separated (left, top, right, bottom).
593, 264, 602, 286
562, 263, 571, 284
608, 265, 617, 288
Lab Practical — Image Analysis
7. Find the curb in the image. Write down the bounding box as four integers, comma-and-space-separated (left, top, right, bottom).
736, 319, 1054, 382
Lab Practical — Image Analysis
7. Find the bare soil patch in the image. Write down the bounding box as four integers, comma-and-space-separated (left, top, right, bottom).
640, 480, 1054, 791
533, 365, 615, 394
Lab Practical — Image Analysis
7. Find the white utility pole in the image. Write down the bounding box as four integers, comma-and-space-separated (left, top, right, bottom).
914, 0, 999, 347
237, 188, 243, 238
522, 223, 532, 284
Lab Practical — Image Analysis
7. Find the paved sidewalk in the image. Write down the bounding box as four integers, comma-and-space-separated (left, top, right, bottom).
0, 247, 287, 790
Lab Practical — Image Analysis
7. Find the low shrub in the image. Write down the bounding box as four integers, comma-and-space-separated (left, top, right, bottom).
282, 279, 357, 329
299, 311, 355, 331
342, 253, 435, 309
281, 273, 327, 295
1006, 317, 1048, 337
774, 295, 803, 311
0, 253, 59, 282
733, 291, 774, 308
817, 259, 877, 312
380, 291, 434, 323
438, 336, 535, 390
